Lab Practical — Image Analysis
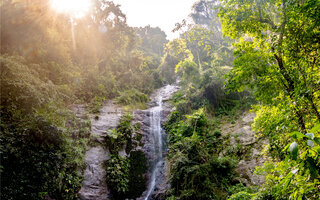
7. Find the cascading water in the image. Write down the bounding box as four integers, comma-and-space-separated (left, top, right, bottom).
77, 85, 178, 200
144, 96, 164, 200
141, 84, 179, 200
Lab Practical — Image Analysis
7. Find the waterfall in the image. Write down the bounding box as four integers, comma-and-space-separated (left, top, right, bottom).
78, 85, 179, 200
144, 96, 164, 200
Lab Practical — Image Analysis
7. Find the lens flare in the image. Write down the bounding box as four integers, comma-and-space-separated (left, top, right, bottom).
50, 0, 92, 18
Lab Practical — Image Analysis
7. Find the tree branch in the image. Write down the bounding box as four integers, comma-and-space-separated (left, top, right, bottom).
256, 1, 277, 29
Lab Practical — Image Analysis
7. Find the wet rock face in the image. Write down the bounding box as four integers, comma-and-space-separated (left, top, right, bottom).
78, 101, 123, 200
133, 85, 180, 200
91, 102, 123, 143
132, 113, 169, 200
221, 112, 268, 186
79, 146, 110, 200
75, 85, 178, 200
133, 85, 179, 162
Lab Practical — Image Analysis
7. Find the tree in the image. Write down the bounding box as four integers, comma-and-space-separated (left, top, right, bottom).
190, 0, 222, 39
219, 0, 320, 198
219, 0, 320, 132
182, 26, 214, 73
134, 25, 168, 57
158, 39, 193, 83
0, 1, 165, 199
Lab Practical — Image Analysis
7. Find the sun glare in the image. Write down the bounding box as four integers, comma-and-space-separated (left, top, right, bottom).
50, 0, 92, 18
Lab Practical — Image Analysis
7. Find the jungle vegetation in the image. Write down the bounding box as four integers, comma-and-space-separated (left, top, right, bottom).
1, 0, 319, 199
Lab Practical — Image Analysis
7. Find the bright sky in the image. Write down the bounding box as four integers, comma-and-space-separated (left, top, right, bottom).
112, 0, 198, 40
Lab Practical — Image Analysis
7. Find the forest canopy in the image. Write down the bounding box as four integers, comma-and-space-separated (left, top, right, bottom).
1, 0, 320, 199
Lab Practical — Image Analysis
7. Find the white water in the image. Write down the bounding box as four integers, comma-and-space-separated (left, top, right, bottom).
137, 84, 179, 200
144, 96, 164, 200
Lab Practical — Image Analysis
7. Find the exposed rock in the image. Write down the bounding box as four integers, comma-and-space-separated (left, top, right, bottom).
74, 85, 179, 200
69, 104, 87, 119
79, 146, 110, 200
221, 111, 268, 186
78, 101, 123, 200
236, 154, 267, 186
90, 101, 123, 143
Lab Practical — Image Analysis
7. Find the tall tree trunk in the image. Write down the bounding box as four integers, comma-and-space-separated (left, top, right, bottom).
274, 53, 307, 133
272, 0, 306, 132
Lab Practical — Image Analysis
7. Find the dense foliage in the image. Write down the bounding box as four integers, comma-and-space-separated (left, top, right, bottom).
218, 0, 320, 198
2, 0, 320, 199
161, 0, 254, 116
105, 114, 147, 199
165, 109, 238, 199
1, 0, 163, 199
0, 55, 90, 199
161, 0, 320, 199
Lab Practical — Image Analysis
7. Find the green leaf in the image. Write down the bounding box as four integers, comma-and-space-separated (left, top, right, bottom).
300, 151, 308, 159
310, 124, 320, 133
306, 157, 319, 179
282, 143, 291, 152
291, 131, 306, 140
313, 146, 320, 154
314, 137, 320, 145
280, 171, 294, 188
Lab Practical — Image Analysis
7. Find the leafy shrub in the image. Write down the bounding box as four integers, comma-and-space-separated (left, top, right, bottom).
105, 114, 134, 154
0, 55, 58, 113
105, 154, 130, 196
127, 150, 148, 198
0, 55, 87, 200
104, 115, 147, 199
75, 68, 117, 102
88, 96, 105, 114
227, 183, 259, 197
105, 151, 147, 200
228, 191, 253, 200
253, 126, 320, 199
166, 109, 238, 200
0, 114, 86, 200
115, 89, 149, 106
